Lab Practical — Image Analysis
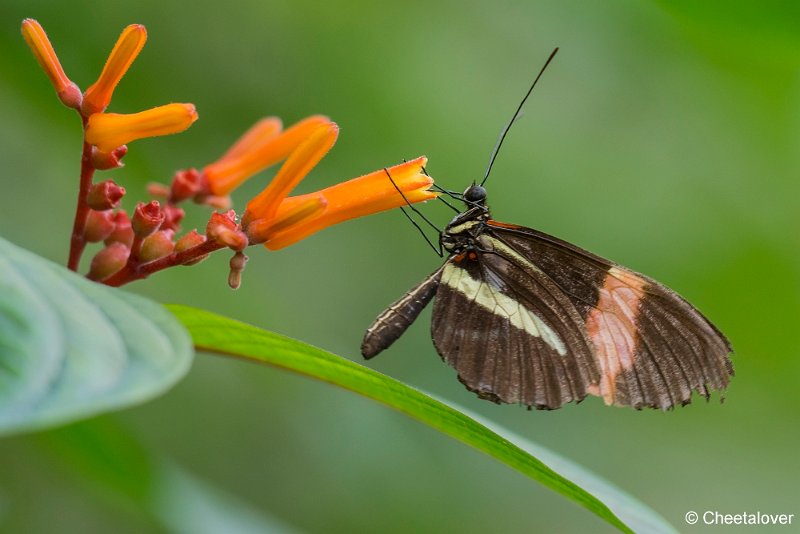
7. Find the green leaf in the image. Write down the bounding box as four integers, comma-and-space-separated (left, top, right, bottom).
41, 418, 299, 534
451, 404, 679, 534
169, 304, 671, 533
0, 237, 193, 435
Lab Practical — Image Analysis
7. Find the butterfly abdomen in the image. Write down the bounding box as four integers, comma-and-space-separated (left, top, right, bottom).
361, 268, 443, 359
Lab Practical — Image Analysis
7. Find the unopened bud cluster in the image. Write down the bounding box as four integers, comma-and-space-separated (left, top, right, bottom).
86, 193, 195, 281
83, 167, 254, 286
84, 184, 254, 285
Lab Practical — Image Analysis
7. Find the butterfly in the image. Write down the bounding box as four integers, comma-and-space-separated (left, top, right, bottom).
361, 49, 734, 410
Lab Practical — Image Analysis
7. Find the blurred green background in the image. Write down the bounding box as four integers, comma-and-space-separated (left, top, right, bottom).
1, 0, 799, 532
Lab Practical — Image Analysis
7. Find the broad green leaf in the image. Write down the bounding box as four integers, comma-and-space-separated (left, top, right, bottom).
0, 237, 193, 435
168, 304, 667, 533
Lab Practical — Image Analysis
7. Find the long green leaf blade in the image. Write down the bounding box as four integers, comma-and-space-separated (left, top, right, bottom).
168, 304, 666, 533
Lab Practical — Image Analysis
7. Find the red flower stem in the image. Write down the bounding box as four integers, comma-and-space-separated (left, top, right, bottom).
102, 239, 224, 287
67, 134, 95, 271
129, 234, 145, 263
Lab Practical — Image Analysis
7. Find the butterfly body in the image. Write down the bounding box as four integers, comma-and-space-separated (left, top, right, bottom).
362, 185, 734, 410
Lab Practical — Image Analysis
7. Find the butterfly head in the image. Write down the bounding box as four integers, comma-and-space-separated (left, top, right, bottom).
463, 184, 487, 205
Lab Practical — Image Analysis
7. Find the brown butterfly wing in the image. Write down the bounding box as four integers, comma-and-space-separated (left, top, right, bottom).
486, 221, 734, 410
431, 249, 599, 410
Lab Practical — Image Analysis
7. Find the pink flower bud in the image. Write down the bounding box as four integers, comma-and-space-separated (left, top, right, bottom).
227, 251, 248, 289
175, 229, 208, 265
147, 182, 171, 198
87, 180, 125, 210
104, 210, 134, 247
206, 210, 247, 251
83, 209, 116, 242
132, 201, 164, 237
87, 242, 130, 281
175, 229, 206, 252
198, 194, 232, 210
58, 84, 82, 110
170, 168, 204, 203
91, 145, 128, 170
139, 230, 175, 262
161, 205, 185, 232
205, 210, 237, 232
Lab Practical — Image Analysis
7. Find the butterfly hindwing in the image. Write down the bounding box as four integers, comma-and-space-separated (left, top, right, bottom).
485, 221, 734, 410
431, 245, 599, 410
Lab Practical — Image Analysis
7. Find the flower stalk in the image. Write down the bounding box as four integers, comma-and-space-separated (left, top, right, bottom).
67, 139, 97, 270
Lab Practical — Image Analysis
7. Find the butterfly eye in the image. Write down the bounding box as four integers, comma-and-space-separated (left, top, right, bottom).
463, 184, 486, 203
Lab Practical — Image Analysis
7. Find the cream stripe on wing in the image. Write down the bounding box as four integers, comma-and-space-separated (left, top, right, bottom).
440, 263, 567, 355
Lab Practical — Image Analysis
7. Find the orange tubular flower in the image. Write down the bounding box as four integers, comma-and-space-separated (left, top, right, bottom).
244, 156, 436, 250
243, 196, 328, 244
20, 19, 81, 109
203, 115, 331, 196
86, 103, 198, 152
82, 24, 147, 116
243, 122, 339, 227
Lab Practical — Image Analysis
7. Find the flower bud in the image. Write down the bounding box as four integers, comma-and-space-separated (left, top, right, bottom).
175, 230, 208, 265
87, 180, 125, 210
139, 230, 175, 262
146, 182, 171, 198
82, 24, 147, 116
161, 205, 185, 232
175, 229, 206, 252
227, 251, 248, 289
132, 201, 164, 238
206, 210, 247, 251
84, 209, 116, 242
91, 145, 127, 170
21, 19, 82, 110
170, 168, 204, 203
104, 210, 134, 247
207, 210, 237, 230
198, 194, 232, 210
87, 242, 130, 281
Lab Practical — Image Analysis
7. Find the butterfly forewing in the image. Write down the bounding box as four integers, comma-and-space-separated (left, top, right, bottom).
485, 221, 734, 409
431, 245, 599, 410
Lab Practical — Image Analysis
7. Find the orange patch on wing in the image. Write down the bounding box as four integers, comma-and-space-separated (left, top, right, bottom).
487, 220, 523, 230
585, 267, 647, 405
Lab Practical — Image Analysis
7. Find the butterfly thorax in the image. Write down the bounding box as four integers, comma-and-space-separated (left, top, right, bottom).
440, 185, 491, 254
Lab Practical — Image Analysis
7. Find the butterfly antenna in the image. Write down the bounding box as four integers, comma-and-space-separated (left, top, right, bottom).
430, 185, 462, 213
420, 166, 462, 213
480, 47, 559, 187
384, 168, 443, 257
